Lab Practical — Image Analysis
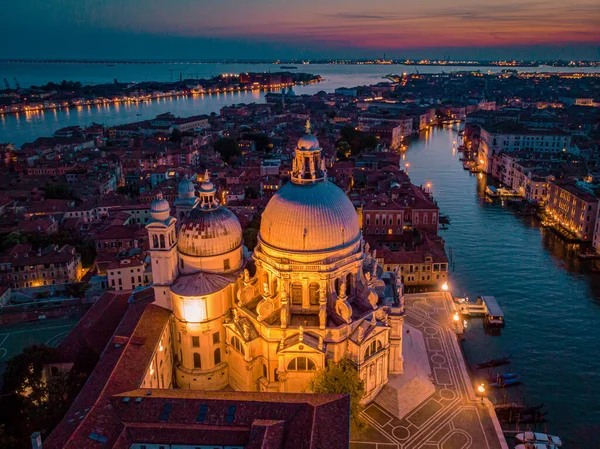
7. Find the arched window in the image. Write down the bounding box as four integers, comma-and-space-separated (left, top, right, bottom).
309, 283, 320, 305
159, 234, 165, 248
365, 340, 383, 358
231, 336, 245, 355
291, 282, 302, 305
193, 353, 201, 369
287, 357, 316, 371
152, 234, 158, 248
346, 273, 353, 294
214, 348, 221, 365
262, 363, 268, 379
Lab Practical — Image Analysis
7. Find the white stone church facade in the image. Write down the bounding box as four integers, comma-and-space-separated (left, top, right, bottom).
146, 126, 405, 403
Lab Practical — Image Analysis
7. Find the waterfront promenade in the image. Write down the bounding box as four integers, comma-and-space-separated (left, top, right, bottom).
351, 292, 508, 449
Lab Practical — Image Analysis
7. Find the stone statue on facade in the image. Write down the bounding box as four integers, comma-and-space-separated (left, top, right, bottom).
280, 289, 289, 329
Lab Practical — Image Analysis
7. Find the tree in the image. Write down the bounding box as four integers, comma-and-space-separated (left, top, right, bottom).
0, 345, 89, 448
307, 358, 365, 428
170, 128, 182, 143
337, 125, 378, 156
2, 345, 58, 398
242, 132, 271, 153
243, 228, 259, 251
214, 138, 241, 165
43, 183, 73, 200
245, 185, 260, 199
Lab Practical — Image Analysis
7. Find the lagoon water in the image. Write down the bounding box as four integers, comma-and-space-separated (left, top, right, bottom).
1, 62, 598, 146
1, 62, 600, 446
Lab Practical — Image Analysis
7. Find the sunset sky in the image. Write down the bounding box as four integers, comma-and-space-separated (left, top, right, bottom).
2, 0, 599, 60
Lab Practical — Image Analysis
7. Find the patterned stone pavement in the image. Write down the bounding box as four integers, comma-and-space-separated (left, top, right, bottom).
351, 292, 508, 449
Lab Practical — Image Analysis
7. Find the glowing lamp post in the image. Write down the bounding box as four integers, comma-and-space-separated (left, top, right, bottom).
477, 383, 486, 404
405, 162, 410, 172
441, 282, 449, 291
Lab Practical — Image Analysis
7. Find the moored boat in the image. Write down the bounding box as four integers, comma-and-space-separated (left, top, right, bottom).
487, 371, 518, 382
515, 444, 558, 449
515, 432, 562, 447
476, 355, 511, 369
485, 185, 499, 197
487, 376, 521, 389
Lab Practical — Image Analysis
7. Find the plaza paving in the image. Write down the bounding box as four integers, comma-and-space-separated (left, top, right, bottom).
351, 292, 508, 449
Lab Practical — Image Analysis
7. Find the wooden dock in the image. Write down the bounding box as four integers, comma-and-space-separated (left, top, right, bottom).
457, 296, 504, 327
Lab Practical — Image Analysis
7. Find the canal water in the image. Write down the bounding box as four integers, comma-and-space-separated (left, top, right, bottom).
405, 126, 600, 447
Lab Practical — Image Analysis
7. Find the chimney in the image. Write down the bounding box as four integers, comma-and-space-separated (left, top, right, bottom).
31, 431, 42, 449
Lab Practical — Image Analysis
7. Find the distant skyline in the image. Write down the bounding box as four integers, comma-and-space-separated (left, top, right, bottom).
2, 0, 599, 60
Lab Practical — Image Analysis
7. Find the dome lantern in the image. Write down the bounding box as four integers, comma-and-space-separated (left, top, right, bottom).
199, 169, 218, 209
291, 119, 327, 185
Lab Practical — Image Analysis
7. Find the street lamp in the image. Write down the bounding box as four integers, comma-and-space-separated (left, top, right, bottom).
441, 282, 448, 291
477, 383, 486, 404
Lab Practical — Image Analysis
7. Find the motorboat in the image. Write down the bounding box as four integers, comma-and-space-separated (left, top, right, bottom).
515, 432, 562, 447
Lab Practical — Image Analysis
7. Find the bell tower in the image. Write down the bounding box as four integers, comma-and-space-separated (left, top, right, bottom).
146, 193, 178, 309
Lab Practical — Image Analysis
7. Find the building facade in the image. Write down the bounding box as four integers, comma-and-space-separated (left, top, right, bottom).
546, 179, 598, 241
478, 123, 571, 174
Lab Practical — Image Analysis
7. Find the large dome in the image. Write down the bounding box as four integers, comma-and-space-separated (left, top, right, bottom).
178, 206, 242, 257
259, 181, 360, 252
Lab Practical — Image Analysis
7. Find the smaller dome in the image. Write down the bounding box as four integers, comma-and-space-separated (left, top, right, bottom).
150, 193, 171, 221
178, 177, 195, 198
297, 133, 320, 150
287, 86, 296, 97
178, 207, 243, 257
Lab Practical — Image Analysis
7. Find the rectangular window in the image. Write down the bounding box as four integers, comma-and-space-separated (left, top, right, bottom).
192, 336, 200, 347
213, 332, 220, 344
223, 258, 230, 271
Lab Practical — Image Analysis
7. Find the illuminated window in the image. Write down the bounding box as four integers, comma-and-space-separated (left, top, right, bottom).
365, 340, 383, 358
231, 336, 245, 355
287, 357, 316, 371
